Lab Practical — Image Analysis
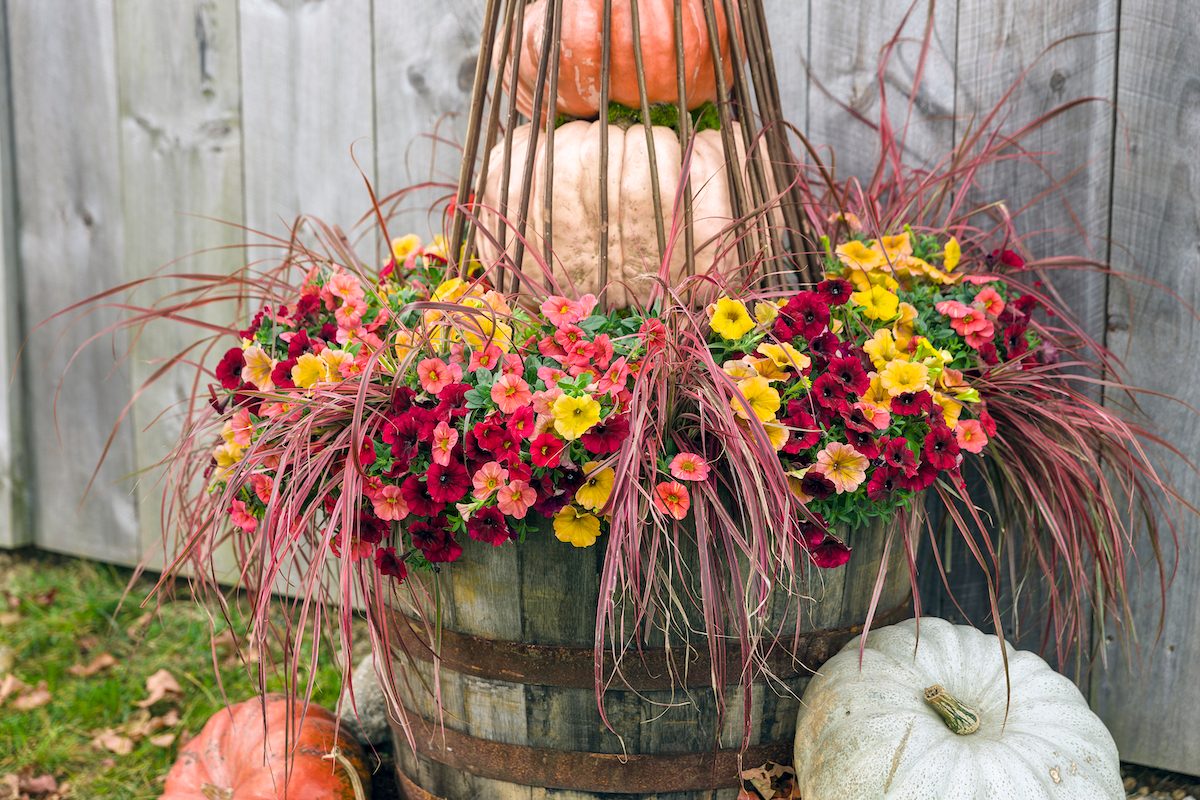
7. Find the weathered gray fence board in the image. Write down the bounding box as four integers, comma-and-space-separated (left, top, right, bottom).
1093, 0, 1200, 774
373, 0, 482, 241
762, 0, 809, 136
115, 0, 246, 565
239, 0, 376, 240
0, 0, 28, 549
8, 0, 140, 563
917, 0, 1118, 667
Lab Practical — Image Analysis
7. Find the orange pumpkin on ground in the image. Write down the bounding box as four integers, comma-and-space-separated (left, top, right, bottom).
160, 695, 370, 800
507, 0, 740, 119
478, 120, 777, 309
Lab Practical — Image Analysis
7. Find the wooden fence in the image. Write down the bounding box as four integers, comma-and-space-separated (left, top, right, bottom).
1, 0, 1196, 774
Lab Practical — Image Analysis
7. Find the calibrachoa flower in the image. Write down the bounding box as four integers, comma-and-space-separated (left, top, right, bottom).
553, 505, 602, 547
552, 394, 602, 441
669, 453, 710, 482
653, 481, 691, 521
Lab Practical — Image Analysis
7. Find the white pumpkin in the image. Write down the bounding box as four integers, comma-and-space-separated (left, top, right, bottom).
793, 617, 1123, 800
477, 120, 774, 309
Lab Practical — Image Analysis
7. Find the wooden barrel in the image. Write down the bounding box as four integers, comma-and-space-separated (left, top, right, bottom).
387, 520, 910, 799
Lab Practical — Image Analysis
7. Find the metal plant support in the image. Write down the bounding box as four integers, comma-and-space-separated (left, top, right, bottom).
448, 0, 818, 304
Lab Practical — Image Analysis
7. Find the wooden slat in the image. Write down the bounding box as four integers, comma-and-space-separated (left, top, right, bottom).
373, 0, 483, 241
806, 0, 958, 182
762, 0, 809, 134
114, 0, 245, 567
1092, 0, 1200, 774
917, 0, 1117, 666
239, 0, 375, 237
7, 0, 139, 562
0, 0, 30, 549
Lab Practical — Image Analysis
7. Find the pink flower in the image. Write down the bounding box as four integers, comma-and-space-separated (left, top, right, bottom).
469, 345, 503, 371
540, 294, 598, 327
328, 271, 365, 303
334, 298, 368, 329
417, 358, 462, 395
955, 419, 989, 454
669, 453, 710, 482
249, 474, 273, 504
964, 319, 996, 349
491, 373, 532, 414
431, 421, 459, 467
372, 484, 410, 521
472, 461, 509, 499
230, 499, 257, 532
974, 287, 1005, 316
853, 401, 891, 431
653, 481, 691, 521
500, 353, 525, 377
596, 356, 630, 395
496, 480, 536, 519
537, 365, 568, 387
935, 299, 972, 320
230, 408, 254, 446
814, 442, 869, 494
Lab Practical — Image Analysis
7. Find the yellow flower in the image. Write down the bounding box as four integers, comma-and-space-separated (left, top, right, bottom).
879, 360, 930, 397
391, 234, 421, 263
851, 285, 900, 321
931, 391, 963, 428
756, 342, 811, 372
213, 440, 243, 467
863, 328, 905, 370
815, 442, 869, 493
554, 506, 602, 548
722, 358, 760, 381
240, 345, 276, 390
709, 297, 756, 341
835, 240, 885, 271
732, 376, 781, 422
846, 268, 900, 293
575, 462, 615, 512
861, 373, 892, 408
877, 232, 912, 262
291, 352, 329, 389
943, 237, 961, 271
425, 235, 449, 261
892, 302, 918, 349
432, 277, 471, 304
394, 328, 417, 363
913, 338, 952, 380
320, 349, 352, 381
754, 301, 782, 325
552, 393, 602, 440
735, 416, 790, 451
751, 358, 791, 382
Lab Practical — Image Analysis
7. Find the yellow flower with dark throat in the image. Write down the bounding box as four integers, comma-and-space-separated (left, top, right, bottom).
554, 506, 602, 547
709, 297, 755, 341
575, 462, 615, 512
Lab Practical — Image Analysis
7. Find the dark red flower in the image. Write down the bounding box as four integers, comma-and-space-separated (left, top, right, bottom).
800, 470, 835, 501
781, 403, 820, 453
357, 511, 388, 544
775, 292, 830, 341
409, 519, 461, 563
238, 308, 266, 340
474, 418, 517, 459
382, 413, 422, 457
990, 249, 1025, 270
215, 348, 245, 390
287, 328, 311, 358
391, 387, 417, 413
898, 459, 940, 491
797, 512, 828, 549
437, 383, 471, 417
817, 278, 853, 306
828, 356, 871, 396
294, 292, 321, 320
427, 460, 470, 504
271, 358, 297, 390
882, 437, 918, 476
358, 437, 377, 468
811, 374, 847, 410
1013, 294, 1039, 315
400, 476, 445, 517
581, 414, 629, 455
320, 322, 339, 341
810, 537, 851, 569
866, 466, 900, 501
1002, 325, 1029, 359
509, 406, 536, 440
374, 546, 407, 580
530, 432, 565, 468
806, 331, 843, 366
467, 506, 512, 547
845, 427, 880, 459
639, 318, 667, 353
977, 342, 1000, 366
507, 460, 533, 484
890, 391, 933, 417
531, 474, 571, 518
922, 423, 960, 471
979, 409, 997, 437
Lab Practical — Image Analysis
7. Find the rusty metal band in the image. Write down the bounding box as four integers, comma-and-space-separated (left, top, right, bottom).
393, 598, 910, 691
397, 769, 444, 800
393, 708, 792, 794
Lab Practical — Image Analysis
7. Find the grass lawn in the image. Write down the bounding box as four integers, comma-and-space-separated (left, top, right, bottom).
0, 550, 355, 798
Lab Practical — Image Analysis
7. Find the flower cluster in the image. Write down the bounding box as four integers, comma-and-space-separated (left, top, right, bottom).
707, 228, 1042, 560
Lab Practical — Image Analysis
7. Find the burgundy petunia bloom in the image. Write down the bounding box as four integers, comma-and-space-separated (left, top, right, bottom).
977, 342, 1000, 366
806, 331, 844, 366
775, 292, 830, 341
828, 356, 871, 396
866, 466, 900, 501
580, 414, 630, 455
356, 511, 389, 545
426, 460, 471, 504
238, 308, 266, 340
374, 546, 407, 580
391, 386, 417, 413
320, 322, 339, 341
1002, 325, 1029, 359
845, 427, 880, 460
1013, 294, 1039, 315
811, 374, 848, 409
810, 537, 852, 569
990, 249, 1026, 270
898, 459, 940, 492
409, 519, 462, 563
294, 292, 321, 320
797, 512, 829, 549
800, 470, 836, 501
215, 348, 245, 390
287, 328, 311, 358
400, 475, 446, 517
467, 506, 512, 547
436, 383, 471, 418
271, 358, 297, 390
882, 437, 918, 476
922, 423, 960, 471
979, 409, 998, 438
817, 278, 854, 307
781, 403, 820, 453
890, 391, 933, 417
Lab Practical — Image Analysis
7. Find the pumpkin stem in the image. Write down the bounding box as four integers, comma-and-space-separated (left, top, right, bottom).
923, 684, 981, 735
325, 746, 368, 800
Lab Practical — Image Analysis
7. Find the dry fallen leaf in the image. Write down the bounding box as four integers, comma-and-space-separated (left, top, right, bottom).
136, 669, 183, 708
0, 773, 17, 800
67, 653, 117, 677
92, 729, 134, 756
739, 761, 799, 800
125, 612, 153, 639
18, 773, 58, 796
12, 681, 51, 711
148, 733, 176, 748
0, 674, 27, 704
0, 612, 20, 627
32, 588, 57, 608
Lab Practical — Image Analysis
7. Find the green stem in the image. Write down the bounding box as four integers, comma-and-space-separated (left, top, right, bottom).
923, 684, 981, 735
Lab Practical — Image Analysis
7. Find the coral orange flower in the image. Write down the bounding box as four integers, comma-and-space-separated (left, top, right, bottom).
431, 421, 459, 467
372, 485, 410, 522
491, 373, 532, 414
814, 442, 869, 493
955, 419, 989, 453
417, 358, 462, 395
669, 453, 710, 482
471, 461, 509, 499
653, 481, 691, 521
496, 480, 536, 519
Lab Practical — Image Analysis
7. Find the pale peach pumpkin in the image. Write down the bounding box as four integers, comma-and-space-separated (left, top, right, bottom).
507, 0, 739, 119
478, 120, 773, 309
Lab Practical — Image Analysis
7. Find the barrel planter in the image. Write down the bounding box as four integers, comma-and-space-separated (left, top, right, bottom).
386, 520, 911, 799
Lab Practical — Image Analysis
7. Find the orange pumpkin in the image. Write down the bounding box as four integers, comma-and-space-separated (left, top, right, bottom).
478, 120, 776, 309
160, 695, 370, 800
507, 0, 740, 119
